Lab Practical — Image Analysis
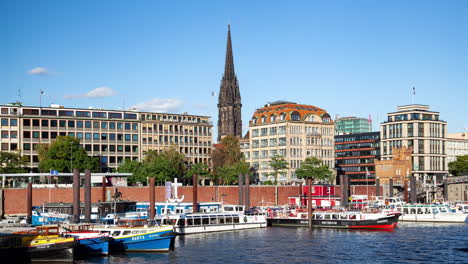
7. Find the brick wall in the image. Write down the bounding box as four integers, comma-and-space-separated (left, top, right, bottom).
1, 185, 381, 215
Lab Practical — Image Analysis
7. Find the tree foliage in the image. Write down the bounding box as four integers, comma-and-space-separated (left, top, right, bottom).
448, 155, 468, 176
295, 157, 333, 183
186, 163, 210, 179
216, 161, 251, 185
0, 151, 27, 173
269, 155, 288, 185
38, 136, 99, 173
119, 146, 187, 185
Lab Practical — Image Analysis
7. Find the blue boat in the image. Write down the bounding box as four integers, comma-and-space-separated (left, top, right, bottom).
62, 224, 111, 256
93, 220, 175, 252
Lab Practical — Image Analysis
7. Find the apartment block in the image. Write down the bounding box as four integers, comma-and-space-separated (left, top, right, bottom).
241, 101, 335, 184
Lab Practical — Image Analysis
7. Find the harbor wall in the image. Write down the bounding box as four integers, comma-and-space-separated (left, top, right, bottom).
1, 185, 382, 215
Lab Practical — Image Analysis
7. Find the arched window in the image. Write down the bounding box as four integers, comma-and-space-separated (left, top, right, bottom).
261, 116, 267, 123
270, 115, 276, 122
279, 113, 286, 121
306, 115, 315, 122
252, 118, 258, 124
291, 111, 301, 121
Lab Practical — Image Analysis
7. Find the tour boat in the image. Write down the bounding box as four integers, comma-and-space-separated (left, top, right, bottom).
267, 209, 401, 229
395, 204, 468, 223
61, 224, 112, 256
156, 205, 267, 235
93, 219, 176, 252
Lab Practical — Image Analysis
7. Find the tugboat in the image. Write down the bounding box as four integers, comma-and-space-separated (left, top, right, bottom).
93, 219, 175, 252
268, 209, 401, 229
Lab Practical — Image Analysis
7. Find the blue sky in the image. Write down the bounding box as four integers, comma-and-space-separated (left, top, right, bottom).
1, 0, 467, 138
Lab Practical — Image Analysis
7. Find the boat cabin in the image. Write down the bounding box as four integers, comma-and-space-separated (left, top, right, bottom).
36, 225, 60, 236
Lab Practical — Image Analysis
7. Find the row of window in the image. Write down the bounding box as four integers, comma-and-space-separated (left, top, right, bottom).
21, 108, 138, 120
335, 133, 379, 143
1, 118, 18, 126
336, 150, 379, 158
1, 130, 18, 138
142, 124, 211, 134
389, 113, 439, 122
335, 142, 379, 150
335, 158, 375, 165
23, 119, 139, 130
23, 131, 139, 141
251, 126, 286, 137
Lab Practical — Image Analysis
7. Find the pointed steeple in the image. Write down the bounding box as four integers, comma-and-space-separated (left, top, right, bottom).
218, 25, 242, 142
224, 24, 235, 80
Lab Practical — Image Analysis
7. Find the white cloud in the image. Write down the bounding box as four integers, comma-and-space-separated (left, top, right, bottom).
27, 67, 49, 75
64, 86, 117, 99
130, 98, 183, 113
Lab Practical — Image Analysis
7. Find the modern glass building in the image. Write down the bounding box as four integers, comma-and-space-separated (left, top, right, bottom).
335, 116, 371, 135
335, 132, 380, 185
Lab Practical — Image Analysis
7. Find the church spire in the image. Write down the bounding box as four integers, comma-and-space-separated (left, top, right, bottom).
224, 24, 235, 80
218, 24, 242, 142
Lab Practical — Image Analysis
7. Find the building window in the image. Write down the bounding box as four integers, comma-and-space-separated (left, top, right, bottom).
125, 134, 131, 141
109, 122, 116, 129
291, 111, 300, 121
68, 120, 75, 128
101, 122, 108, 129
10, 119, 18, 126
77, 121, 83, 128
261, 128, 268, 136
132, 135, 138, 141
59, 120, 66, 128
85, 121, 91, 128
93, 133, 99, 140
77, 133, 83, 139
85, 133, 91, 140
270, 115, 276, 122
33, 131, 40, 138
23, 143, 31, 150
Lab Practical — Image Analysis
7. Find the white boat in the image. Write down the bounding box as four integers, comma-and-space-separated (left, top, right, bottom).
157, 205, 267, 235
396, 204, 468, 223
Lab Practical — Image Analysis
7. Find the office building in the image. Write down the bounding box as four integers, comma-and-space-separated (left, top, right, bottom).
0, 104, 212, 172
335, 116, 371, 135
335, 132, 380, 185
380, 104, 447, 179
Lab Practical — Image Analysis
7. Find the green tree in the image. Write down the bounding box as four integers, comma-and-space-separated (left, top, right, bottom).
220, 135, 242, 165
269, 155, 288, 185
448, 155, 468, 176
0, 151, 27, 173
186, 163, 210, 179
160, 145, 187, 178
118, 159, 144, 185
38, 136, 99, 173
217, 161, 250, 185
295, 157, 333, 183
141, 155, 177, 182
211, 135, 244, 184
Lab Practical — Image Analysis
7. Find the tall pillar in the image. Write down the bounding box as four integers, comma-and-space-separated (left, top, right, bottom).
375, 178, 380, 198
410, 176, 417, 204
299, 182, 303, 208
307, 179, 312, 228
404, 178, 409, 203
27, 183, 32, 225
244, 174, 250, 212
238, 173, 244, 206
101, 176, 107, 202
84, 169, 91, 223
443, 178, 448, 201
192, 174, 198, 213
72, 168, 80, 224
149, 177, 155, 219
389, 178, 394, 197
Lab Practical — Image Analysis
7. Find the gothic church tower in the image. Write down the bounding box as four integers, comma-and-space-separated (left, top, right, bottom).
217, 25, 242, 142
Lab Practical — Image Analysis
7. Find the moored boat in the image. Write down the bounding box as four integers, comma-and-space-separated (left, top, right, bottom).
93, 219, 175, 252
61, 224, 112, 256
396, 204, 467, 223
268, 210, 401, 229
19, 225, 76, 262
157, 205, 267, 235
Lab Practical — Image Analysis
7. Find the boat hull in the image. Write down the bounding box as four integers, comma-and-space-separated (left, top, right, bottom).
399, 213, 467, 223
175, 222, 267, 235
268, 214, 400, 229
27, 241, 75, 262
76, 236, 111, 256
110, 230, 175, 252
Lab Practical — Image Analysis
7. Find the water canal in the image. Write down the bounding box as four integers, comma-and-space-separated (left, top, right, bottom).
79, 223, 467, 264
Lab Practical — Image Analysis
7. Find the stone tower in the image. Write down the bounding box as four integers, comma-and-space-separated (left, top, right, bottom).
217, 25, 242, 142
